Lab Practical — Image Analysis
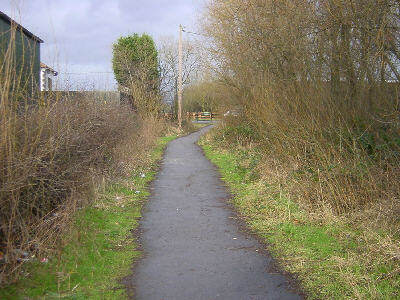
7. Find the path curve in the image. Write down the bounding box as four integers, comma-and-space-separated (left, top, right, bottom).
132, 126, 302, 300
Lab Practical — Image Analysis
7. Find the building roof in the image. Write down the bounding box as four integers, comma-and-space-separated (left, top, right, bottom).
40, 62, 58, 75
0, 11, 44, 43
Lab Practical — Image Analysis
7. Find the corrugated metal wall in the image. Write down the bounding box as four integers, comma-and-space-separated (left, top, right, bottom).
0, 17, 41, 97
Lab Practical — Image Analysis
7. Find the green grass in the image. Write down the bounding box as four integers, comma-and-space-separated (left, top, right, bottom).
199, 139, 400, 300
0, 134, 177, 300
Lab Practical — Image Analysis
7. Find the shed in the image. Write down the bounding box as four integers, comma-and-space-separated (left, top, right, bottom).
0, 11, 43, 97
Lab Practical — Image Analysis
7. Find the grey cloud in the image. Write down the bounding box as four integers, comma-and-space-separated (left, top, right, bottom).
1, 0, 204, 89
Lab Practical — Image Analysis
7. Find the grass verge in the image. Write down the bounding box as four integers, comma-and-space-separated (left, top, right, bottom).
199, 133, 400, 300
0, 135, 177, 300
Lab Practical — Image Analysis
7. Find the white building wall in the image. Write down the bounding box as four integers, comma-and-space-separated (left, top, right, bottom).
40, 68, 56, 91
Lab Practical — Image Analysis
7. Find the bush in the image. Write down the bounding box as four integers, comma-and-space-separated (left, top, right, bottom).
0, 92, 166, 284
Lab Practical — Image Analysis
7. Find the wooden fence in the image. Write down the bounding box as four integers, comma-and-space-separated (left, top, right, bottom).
187, 112, 220, 121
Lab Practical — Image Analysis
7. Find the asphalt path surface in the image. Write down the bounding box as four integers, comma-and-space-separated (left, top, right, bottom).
132, 126, 303, 300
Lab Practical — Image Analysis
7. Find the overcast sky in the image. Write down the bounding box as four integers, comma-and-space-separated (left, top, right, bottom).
2, 0, 205, 90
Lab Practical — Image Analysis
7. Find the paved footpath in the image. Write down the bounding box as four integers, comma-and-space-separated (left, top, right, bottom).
132, 126, 303, 300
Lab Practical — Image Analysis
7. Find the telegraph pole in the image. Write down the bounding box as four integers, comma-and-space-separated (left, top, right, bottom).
178, 24, 183, 129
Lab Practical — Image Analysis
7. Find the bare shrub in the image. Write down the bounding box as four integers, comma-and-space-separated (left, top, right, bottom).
0, 30, 165, 284
202, 2, 400, 289
203, 0, 400, 215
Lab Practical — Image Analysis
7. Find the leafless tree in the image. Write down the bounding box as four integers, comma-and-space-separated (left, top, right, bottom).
158, 36, 203, 106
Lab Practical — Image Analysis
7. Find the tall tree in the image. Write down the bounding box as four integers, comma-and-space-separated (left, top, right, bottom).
112, 33, 160, 115
158, 36, 202, 109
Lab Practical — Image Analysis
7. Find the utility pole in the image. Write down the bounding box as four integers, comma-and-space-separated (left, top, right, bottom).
178, 24, 183, 129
